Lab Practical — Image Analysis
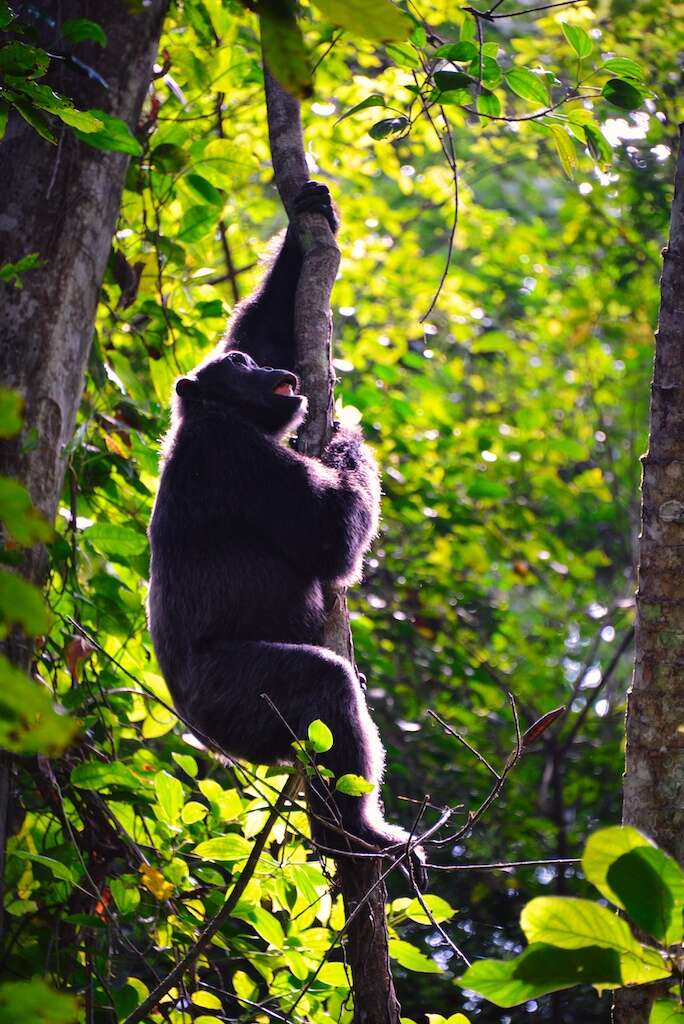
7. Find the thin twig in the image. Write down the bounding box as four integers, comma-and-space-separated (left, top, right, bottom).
428, 709, 501, 780
426, 856, 580, 871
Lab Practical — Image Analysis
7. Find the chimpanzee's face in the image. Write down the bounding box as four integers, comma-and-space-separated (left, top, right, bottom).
175, 351, 306, 435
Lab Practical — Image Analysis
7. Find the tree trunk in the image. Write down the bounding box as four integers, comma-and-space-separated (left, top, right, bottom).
263, 65, 402, 1024
614, 126, 684, 1023
0, 0, 168, 941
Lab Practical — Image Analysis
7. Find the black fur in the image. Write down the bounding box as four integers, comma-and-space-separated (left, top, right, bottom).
148, 182, 423, 866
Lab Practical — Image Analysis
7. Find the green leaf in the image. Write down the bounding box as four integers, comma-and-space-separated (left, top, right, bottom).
233, 903, 286, 947
506, 67, 550, 106
434, 70, 472, 93
584, 124, 612, 164
0, 570, 51, 634
0, 99, 8, 139
0, 655, 78, 756
260, 6, 312, 100
0, 477, 52, 545
467, 479, 508, 500
73, 111, 142, 155
71, 761, 143, 792
83, 522, 147, 557
608, 847, 684, 944
549, 125, 577, 180
434, 41, 478, 61
583, 825, 652, 907
308, 719, 333, 752
601, 57, 644, 81
110, 876, 141, 915
181, 801, 208, 824
390, 938, 442, 973
13, 101, 56, 144
185, 174, 223, 206
154, 771, 184, 824
0, 979, 80, 1023
403, 894, 456, 924
335, 773, 374, 795
192, 835, 252, 861
194, 139, 244, 189
650, 1001, 684, 1024
521, 897, 670, 985
178, 205, 217, 243
369, 116, 409, 140
335, 94, 387, 125
62, 18, 107, 46
0, 389, 23, 436
602, 78, 644, 110
477, 91, 501, 117
172, 753, 198, 778
0, 253, 43, 290
385, 42, 421, 69
310, 0, 412, 42
0, 2, 12, 29
561, 23, 593, 59
458, 943, 622, 1007
52, 106, 103, 133
10, 850, 74, 884
0, 42, 49, 78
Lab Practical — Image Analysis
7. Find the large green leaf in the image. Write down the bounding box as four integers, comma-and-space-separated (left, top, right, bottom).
389, 938, 442, 973
73, 111, 142, 155
583, 825, 652, 908
521, 897, 670, 985
0, 570, 51, 634
458, 943, 622, 1007
71, 760, 144, 792
310, 0, 411, 41
83, 522, 147, 557
192, 835, 252, 861
0, 656, 78, 755
260, 3, 312, 100
608, 847, 684, 945
154, 770, 185, 824
505, 67, 550, 106
561, 23, 593, 59
602, 78, 644, 110
650, 1001, 684, 1023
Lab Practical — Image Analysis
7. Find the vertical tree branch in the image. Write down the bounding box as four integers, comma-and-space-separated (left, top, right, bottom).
262, 62, 401, 1024
615, 126, 684, 1024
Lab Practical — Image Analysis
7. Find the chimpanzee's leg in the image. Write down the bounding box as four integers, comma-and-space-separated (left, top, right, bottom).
181, 640, 409, 853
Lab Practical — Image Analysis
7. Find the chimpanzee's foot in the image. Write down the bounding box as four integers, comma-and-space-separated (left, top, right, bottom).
293, 180, 339, 233
311, 817, 427, 888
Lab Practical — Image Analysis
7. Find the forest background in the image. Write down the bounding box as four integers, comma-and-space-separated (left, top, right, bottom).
1, 0, 683, 1022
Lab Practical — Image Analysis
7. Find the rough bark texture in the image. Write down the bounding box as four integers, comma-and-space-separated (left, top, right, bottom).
614, 127, 684, 1023
263, 63, 402, 1024
0, 0, 168, 940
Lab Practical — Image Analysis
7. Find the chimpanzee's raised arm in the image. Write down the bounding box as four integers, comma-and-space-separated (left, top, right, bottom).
222, 180, 339, 372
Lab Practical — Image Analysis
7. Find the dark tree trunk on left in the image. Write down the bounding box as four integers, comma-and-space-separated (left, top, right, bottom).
0, 0, 168, 939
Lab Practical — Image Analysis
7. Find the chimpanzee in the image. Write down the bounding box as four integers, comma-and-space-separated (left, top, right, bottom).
147, 181, 424, 868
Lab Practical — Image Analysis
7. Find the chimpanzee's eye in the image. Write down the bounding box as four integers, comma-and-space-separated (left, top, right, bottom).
229, 352, 248, 366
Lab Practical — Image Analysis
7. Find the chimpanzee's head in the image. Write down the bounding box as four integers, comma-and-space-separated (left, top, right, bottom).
175, 350, 307, 436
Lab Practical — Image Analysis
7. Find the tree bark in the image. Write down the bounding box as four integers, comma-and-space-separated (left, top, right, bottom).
0, 0, 168, 941
614, 126, 684, 1023
263, 64, 402, 1024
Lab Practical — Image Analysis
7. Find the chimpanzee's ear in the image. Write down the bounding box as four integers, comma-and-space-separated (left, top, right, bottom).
175, 376, 200, 399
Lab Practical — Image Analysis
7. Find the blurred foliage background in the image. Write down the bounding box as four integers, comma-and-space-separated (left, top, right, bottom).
2, 0, 684, 1021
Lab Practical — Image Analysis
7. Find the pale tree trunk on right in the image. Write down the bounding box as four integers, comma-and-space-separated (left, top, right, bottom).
614, 125, 684, 1023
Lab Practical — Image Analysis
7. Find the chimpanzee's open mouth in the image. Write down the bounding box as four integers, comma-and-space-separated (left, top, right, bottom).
273, 379, 296, 397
